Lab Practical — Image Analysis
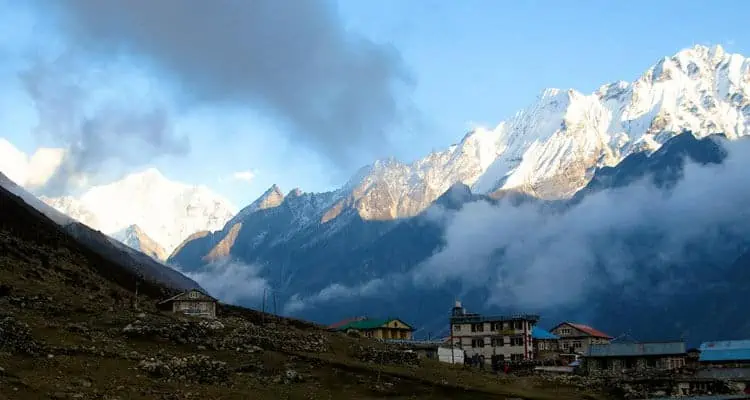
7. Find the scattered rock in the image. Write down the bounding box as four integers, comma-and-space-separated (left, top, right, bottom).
0, 316, 42, 355
138, 355, 229, 384
351, 345, 420, 366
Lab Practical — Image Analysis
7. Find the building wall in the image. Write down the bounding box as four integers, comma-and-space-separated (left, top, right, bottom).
451, 320, 534, 361
360, 328, 412, 340
552, 324, 610, 355
172, 300, 216, 318
584, 355, 686, 375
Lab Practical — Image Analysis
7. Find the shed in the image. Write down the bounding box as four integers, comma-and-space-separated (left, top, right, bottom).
157, 289, 217, 318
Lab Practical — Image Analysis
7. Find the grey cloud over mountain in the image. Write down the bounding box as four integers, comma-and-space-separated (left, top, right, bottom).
20, 53, 189, 196
52, 0, 413, 168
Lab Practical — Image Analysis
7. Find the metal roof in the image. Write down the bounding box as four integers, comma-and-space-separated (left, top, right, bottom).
450, 313, 540, 324
587, 341, 686, 358
532, 327, 559, 340
699, 340, 750, 362
335, 318, 413, 331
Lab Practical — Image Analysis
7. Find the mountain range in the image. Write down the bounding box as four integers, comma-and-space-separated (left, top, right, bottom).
165, 44, 750, 344
3, 44, 750, 345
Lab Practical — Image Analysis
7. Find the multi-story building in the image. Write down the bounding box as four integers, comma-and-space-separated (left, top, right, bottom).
449, 301, 539, 363
551, 321, 613, 355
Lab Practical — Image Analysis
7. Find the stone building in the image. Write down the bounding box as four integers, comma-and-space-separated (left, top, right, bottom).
157, 289, 218, 318
449, 301, 538, 364
532, 327, 560, 360
583, 341, 687, 375
551, 322, 613, 355
330, 317, 414, 340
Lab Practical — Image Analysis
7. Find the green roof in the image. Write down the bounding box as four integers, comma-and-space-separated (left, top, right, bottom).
335, 318, 412, 331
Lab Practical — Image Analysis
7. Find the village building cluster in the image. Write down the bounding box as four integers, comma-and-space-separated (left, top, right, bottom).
327, 301, 750, 397
160, 291, 750, 397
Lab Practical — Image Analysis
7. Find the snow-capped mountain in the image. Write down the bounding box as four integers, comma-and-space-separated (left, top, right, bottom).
472, 44, 750, 198
112, 224, 168, 261
262, 44, 750, 225
171, 44, 750, 270
42, 168, 237, 258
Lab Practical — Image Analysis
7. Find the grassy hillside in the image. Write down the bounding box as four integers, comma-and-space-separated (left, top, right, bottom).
0, 185, 610, 399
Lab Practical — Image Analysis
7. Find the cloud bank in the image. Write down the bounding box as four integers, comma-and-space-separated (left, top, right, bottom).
416, 136, 750, 310
185, 259, 269, 305
50, 0, 412, 168
283, 136, 750, 316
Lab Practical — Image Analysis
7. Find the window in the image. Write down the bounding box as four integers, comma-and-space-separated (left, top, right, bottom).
453, 324, 461, 332
491, 337, 504, 347
471, 338, 485, 348
471, 323, 484, 333
188, 291, 199, 299
514, 321, 522, 330
573, 341, 582, 349
510, 336, 524, 346
511, 354, 523, 361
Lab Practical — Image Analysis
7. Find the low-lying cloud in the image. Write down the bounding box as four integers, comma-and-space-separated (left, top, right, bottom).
283, 276, 405, 315
283, 136, 750, 316
185, 259, 269, 305
416, 136, 750, 310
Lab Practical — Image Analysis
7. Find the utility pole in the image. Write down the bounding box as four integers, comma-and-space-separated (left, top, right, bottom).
261, 288, 267, 324
273, 292, 277, 315
134, 280, 140, 310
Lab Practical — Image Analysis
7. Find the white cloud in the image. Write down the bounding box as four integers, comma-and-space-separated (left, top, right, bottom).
415, 136, 750, 310
230, 170, 256, 184
184, 259, 269, 305
0, 138, 65, 189
283, 136, 750, 316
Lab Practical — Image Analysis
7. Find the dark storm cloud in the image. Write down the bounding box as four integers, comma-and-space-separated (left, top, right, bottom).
55, 0, 413, 166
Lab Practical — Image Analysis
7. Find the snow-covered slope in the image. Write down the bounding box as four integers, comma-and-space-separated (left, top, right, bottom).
292, 44, 750, 222
473, 44, 750, 198
42, 168, 237, 256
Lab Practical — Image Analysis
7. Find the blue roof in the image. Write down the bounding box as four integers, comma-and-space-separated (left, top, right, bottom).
699, 340, 750, 362
587, 342, 685, 357
532, 327, 559, 340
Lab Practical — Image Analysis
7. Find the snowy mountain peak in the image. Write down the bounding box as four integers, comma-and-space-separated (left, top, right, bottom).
112, 224, 168, 261
42, 168, 237, 255
313, 44, 750, 221
225, 184, 286, 227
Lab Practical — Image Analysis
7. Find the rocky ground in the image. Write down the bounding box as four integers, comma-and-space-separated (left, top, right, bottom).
0, 183, 612, 399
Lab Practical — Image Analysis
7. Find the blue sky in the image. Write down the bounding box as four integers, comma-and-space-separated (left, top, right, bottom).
0, 0, 748, 206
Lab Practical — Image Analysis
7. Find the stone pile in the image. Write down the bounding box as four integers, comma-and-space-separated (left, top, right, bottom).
122, 319, 224, 346
222, 321, 329, 354
138, 355, 229, 384
0, 315, 42, 355
353, 346, 420, 366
